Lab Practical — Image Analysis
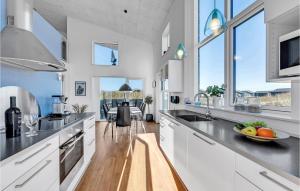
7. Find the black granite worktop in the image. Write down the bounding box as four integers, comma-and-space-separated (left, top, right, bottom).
0, 112, 95, 161
160, 110, 300, 183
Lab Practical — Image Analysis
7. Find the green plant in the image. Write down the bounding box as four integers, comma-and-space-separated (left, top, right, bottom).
72, 104, 88, 114
206, 85, 224, 97
144, 96, 153, 114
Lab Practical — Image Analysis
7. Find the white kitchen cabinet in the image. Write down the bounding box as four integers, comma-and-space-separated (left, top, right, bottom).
159, 116, 174, 164
4, 149, 59, 191
161, 60, 183, 93
234, 172, 262, 191
186, 130, 235, 191
84, 115, 96, 163
159, 116, 188, 183
0, 136, 59, 190
236, 154, 298, 191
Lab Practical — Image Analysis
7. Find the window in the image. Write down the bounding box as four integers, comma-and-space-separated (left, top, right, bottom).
162, 23, 170, 56
99, 77, 144, 120
231, 0, 256, 17
1, 0, 6, 31
93, 43, 119, 66
198, 34, 224, 92
198, 0, 225, 42
233, 11, 291, 108
196, 0, 291, 111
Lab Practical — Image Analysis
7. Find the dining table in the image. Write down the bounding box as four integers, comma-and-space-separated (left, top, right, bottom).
107, 107, 143, 137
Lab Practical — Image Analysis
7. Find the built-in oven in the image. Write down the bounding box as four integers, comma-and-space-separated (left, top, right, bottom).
59, 122, 84, 191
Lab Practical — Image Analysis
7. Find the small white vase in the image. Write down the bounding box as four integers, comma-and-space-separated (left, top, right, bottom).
212, 96, 221, 108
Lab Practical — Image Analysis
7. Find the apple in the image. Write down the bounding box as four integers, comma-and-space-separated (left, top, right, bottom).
241, 126, 257, 136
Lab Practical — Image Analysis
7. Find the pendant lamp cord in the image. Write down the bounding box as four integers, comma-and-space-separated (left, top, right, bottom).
214, 0, 216, 9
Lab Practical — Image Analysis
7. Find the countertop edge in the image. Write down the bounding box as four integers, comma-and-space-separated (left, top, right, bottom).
0, 112, 95, 164
159, 111, 300, 185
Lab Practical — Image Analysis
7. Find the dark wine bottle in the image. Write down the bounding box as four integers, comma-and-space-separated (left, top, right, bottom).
5, 96, 22, 138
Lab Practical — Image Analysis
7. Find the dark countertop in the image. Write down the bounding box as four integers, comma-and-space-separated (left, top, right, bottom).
0, 112, 95, 162
160, 110, 300, 183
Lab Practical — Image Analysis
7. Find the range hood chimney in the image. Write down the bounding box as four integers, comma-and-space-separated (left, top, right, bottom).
0, 0, 66, 72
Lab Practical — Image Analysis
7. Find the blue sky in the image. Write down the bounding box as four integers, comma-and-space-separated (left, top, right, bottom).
94, 44, 119, 65
198, 0, 290, 92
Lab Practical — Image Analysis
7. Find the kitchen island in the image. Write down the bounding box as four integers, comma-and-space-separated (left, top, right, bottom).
160, 110, 299, 191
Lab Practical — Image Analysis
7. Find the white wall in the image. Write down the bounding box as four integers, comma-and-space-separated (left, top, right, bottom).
64, 17, 155, 120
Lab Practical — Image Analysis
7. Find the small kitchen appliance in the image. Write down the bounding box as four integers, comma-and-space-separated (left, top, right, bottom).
279, 29, 300, 76
52, 95, 70, 116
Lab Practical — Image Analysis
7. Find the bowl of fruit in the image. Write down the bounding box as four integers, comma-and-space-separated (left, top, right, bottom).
233, 121, 290, 142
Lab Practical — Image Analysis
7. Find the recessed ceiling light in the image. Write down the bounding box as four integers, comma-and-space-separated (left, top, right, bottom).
124, 9, 128, 14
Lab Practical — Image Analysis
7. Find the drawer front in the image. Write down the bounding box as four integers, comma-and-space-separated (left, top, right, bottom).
84, 125, 96, 162
234, 172, 261, 191
236, 154, 298, 191
1, 136, 59, 190
47, 179, 59, 191
84, 115, 95, 129
4, 149, 59, 191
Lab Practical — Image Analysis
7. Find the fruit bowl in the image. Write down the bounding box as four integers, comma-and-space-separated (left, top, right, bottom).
233, 126, 290, 142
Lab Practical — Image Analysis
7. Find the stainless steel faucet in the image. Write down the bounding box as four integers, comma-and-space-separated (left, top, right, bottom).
194, 92, 211, 118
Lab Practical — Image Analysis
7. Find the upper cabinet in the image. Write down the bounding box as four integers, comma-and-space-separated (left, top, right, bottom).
264, 0, 299, 81
161, 60, 183, 93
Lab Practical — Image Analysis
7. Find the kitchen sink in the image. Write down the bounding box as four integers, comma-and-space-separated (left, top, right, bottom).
177, 115, 211, 122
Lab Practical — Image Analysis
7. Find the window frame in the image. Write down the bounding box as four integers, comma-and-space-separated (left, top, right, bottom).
196, 0, 291, 112
92, 41, 119, 67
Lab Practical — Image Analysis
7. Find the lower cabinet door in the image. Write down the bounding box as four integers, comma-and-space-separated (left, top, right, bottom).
187, 130, 235, 191
234, 173, 261, 191
4, 149, 59, 191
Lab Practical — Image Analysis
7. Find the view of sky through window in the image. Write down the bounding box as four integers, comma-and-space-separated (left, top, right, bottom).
232, 0, 256, 17
233, 11, 291, 107
199, 34, 224, 91
94, 43, 119, 66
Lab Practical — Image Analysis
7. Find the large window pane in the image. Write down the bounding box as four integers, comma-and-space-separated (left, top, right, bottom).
199, 34, 224, 92
233, 11, 291, 108
198, 0, 225, 42
99, 77, 143, 119
231, 0, 256, 18
94, 43, 119, 66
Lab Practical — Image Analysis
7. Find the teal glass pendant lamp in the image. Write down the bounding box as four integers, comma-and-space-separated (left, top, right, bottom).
204, 0, 227, 36
175, 43, 186, 60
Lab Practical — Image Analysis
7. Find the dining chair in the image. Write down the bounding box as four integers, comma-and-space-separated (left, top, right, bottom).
115, 106, 132, 143
102, 104, 115, 136
122, 102, 130, 106
139, 103, 146, 133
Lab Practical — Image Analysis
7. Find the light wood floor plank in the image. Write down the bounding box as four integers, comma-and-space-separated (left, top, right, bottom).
76, 121, 187, 191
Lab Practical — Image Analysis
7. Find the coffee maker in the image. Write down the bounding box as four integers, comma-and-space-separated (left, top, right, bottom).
51, 95, 70, 116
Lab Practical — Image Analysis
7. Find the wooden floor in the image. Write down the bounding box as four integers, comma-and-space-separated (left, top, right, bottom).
76, 121, 186, 191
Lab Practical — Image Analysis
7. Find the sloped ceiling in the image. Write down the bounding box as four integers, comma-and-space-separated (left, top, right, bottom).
34, 0, 174, 42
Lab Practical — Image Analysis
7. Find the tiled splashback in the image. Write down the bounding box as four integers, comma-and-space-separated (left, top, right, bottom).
0, 64, 62, 116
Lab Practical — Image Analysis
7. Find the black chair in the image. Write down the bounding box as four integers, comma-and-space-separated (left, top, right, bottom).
102, 104, 115, 136
115, 106, 132, 142
138, 103, 146, 133
121, 102, 130, 106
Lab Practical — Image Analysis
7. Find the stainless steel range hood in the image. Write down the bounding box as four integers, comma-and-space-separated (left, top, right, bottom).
0, 0, 66, 72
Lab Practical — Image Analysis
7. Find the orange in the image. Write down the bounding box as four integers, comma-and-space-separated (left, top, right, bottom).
257, 128, 275, 138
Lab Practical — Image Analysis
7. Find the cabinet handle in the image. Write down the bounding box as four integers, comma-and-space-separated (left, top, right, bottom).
89, 117, 95, 121
15, 160, 51, 188
89, 124, 95, 129
88, 139, 95, 145
259, 171, 293, 191
15, 143, 51, 165
160, 135, 165, 141
192, 133, 215, 145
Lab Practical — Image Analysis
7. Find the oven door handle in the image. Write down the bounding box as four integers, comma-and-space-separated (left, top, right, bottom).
60, 132, 85, 163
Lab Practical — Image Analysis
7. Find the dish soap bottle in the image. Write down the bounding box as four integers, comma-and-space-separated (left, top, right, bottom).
5, 96, 22, 138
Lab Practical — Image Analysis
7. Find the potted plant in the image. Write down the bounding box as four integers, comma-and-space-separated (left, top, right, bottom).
144, 96, 153, 122
72, 104, 88, 113
206, 85, 224, 107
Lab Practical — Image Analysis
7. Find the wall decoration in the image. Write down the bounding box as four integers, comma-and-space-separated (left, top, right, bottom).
75, 81, 86, 96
